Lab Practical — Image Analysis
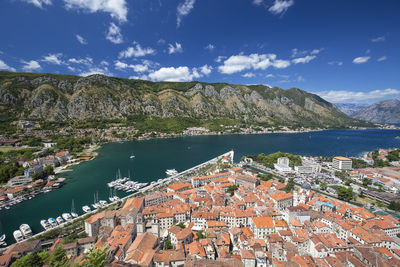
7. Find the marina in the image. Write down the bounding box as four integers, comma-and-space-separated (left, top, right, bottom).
0, 129, 399, 246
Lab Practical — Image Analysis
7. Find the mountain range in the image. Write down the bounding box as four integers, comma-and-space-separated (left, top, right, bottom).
351, 99, 400, 124
0, 71, 369, 129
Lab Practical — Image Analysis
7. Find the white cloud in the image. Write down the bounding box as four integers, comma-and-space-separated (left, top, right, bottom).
129, 74, 148, 80
253, 0, 264, 5
75, 34, 87, 45
157, 39, 166, 45
215, 56, 226, 63
0, 60, 16, 72
68, 57, 93, 66
100, 60, 109, 66
119, 43, 156, 58
268, 0, 294, 15
353, 56, 370, 64
114, 60, 149, 73
205, 44, 215, 52
377, 56, 387, 62
63, 0, 128, 22
218, 53, 290, 74
297, 75, 304, 82
22, 0, 52, 8
149, 66, 200, 82
371, 36, 385, 42
200, 64, 212, 75
43, 53, 63, 65
328, 61, 343, 66
106, 22, 123, 44
79, 66, 112, 77
177, 0, 196, 27
22, 60, 41, 71
266, 74, 275, 78
242, 72, 256, 78
168, 42, 183, 54
292, 55, 316, 64
315, 88, 400, 104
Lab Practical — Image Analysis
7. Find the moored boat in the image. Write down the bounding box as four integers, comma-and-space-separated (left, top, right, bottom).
19, 224, 32, 238
82, 205, 91, 213
13, 230, 24, 243
48, 218, 58, 227
56, 216, 64, 224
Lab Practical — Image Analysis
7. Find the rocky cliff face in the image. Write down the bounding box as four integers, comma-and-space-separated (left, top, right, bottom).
352, 99, 400, 124
0, 71, 364, 127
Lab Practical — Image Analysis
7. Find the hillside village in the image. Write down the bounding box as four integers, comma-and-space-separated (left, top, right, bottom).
3, 155, 400, 266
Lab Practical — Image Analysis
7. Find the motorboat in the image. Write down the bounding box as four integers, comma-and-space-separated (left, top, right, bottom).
56, 216, 64, 224
13, 230, 24, 243
129, 153, 135, 159
0, 234, 5, 242
48, 218, 58, 227
82, 205, 91, 213
166, 169, 178, 176
99, 200, 107, 207
62, 213, 72, 221
19, 224, 32, 238
40, 220, 51, 230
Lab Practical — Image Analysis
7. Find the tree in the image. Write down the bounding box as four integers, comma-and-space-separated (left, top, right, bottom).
336, 186, 353, 202
80, 247, 108, 267
44, 165, 55, 176
177, 222, 185, 229
320, 182, 327, 190
11, 252, 43, 267
388, 201, 400, 212
283, 178, 295, 193
257, 173, 273, 181
362, 178, 372, 187
164, 240, 173, 250
227, 184, 239, 196
48, 245, 69, 267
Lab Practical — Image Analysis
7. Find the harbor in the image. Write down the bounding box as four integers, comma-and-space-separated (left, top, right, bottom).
0, 129, 399, 246
1, 150, 234, 248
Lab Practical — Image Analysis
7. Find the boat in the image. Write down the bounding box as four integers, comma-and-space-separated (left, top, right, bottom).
62, 213, 72, 221
71, 199, 78, 218
13, 230, 24, 243
19, 224, 32, 238
109, 188, 115, 202
48, 218, 58, 227
0, 234, 5, 242
129, 153, 135, 159
166, 169, 178, 176
91, 193, 99, 209
40, 220, 51, 230
99, 200, 107, 207
82, 205, 91, 213
56, 216, 64, 224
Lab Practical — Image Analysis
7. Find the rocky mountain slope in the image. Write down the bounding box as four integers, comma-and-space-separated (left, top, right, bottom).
352, 99, 400, 124
0, 71, 367, 128
335, 103, 368, 116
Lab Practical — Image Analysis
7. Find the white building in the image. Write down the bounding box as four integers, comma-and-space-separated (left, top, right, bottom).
274, 163, 292, 174
277, 157, 290, 166
333, 157, 352, 170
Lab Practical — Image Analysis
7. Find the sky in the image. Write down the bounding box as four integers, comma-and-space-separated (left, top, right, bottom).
0, 0, 399, 104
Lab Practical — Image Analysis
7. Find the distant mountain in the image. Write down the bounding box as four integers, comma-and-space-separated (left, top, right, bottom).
351, 99, 400, 124
0, 71, 369, 128
335, 103, 369, 116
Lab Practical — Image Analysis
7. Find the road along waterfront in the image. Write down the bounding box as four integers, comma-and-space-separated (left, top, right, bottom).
0, 129, 399, 245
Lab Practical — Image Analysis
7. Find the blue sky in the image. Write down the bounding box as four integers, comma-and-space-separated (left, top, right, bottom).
0, 0, 399, 104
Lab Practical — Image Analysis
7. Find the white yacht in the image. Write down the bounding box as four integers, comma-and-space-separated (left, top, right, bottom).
13, 230, 24, 243
48, 218, 58, 227
19, 224, 32, 238
129, 153, 135, 159
99, 200, 107, 207
40, 220, 51, 230
62, 213, 72, 221
82, 205, 91, 213
0, 234, 5, 242
166, 169, 178, 176
56, 216, 64, 224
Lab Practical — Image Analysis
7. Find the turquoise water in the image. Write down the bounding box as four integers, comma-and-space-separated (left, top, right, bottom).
1, 129, 400, 245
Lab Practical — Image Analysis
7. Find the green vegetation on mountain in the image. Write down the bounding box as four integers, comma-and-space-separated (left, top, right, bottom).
250, 152, 302, 168
0, 71, 371, 133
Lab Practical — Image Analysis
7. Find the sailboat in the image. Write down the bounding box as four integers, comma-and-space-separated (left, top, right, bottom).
91, 193, 99, 209
109, 188, 114, 202
71, 199, 78, 218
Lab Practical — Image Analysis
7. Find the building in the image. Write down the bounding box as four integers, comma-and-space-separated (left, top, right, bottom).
277, 157, 290, 166
250, 216, 275, 239
333, 156, 352, 170
273, 163, 292, 174
191, 172, 232, 188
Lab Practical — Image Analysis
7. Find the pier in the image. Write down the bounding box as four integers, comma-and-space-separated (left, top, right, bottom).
1, 150, 235, 249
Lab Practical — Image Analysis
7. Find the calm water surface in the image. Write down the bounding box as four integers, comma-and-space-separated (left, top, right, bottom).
1, 129, 400, 245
